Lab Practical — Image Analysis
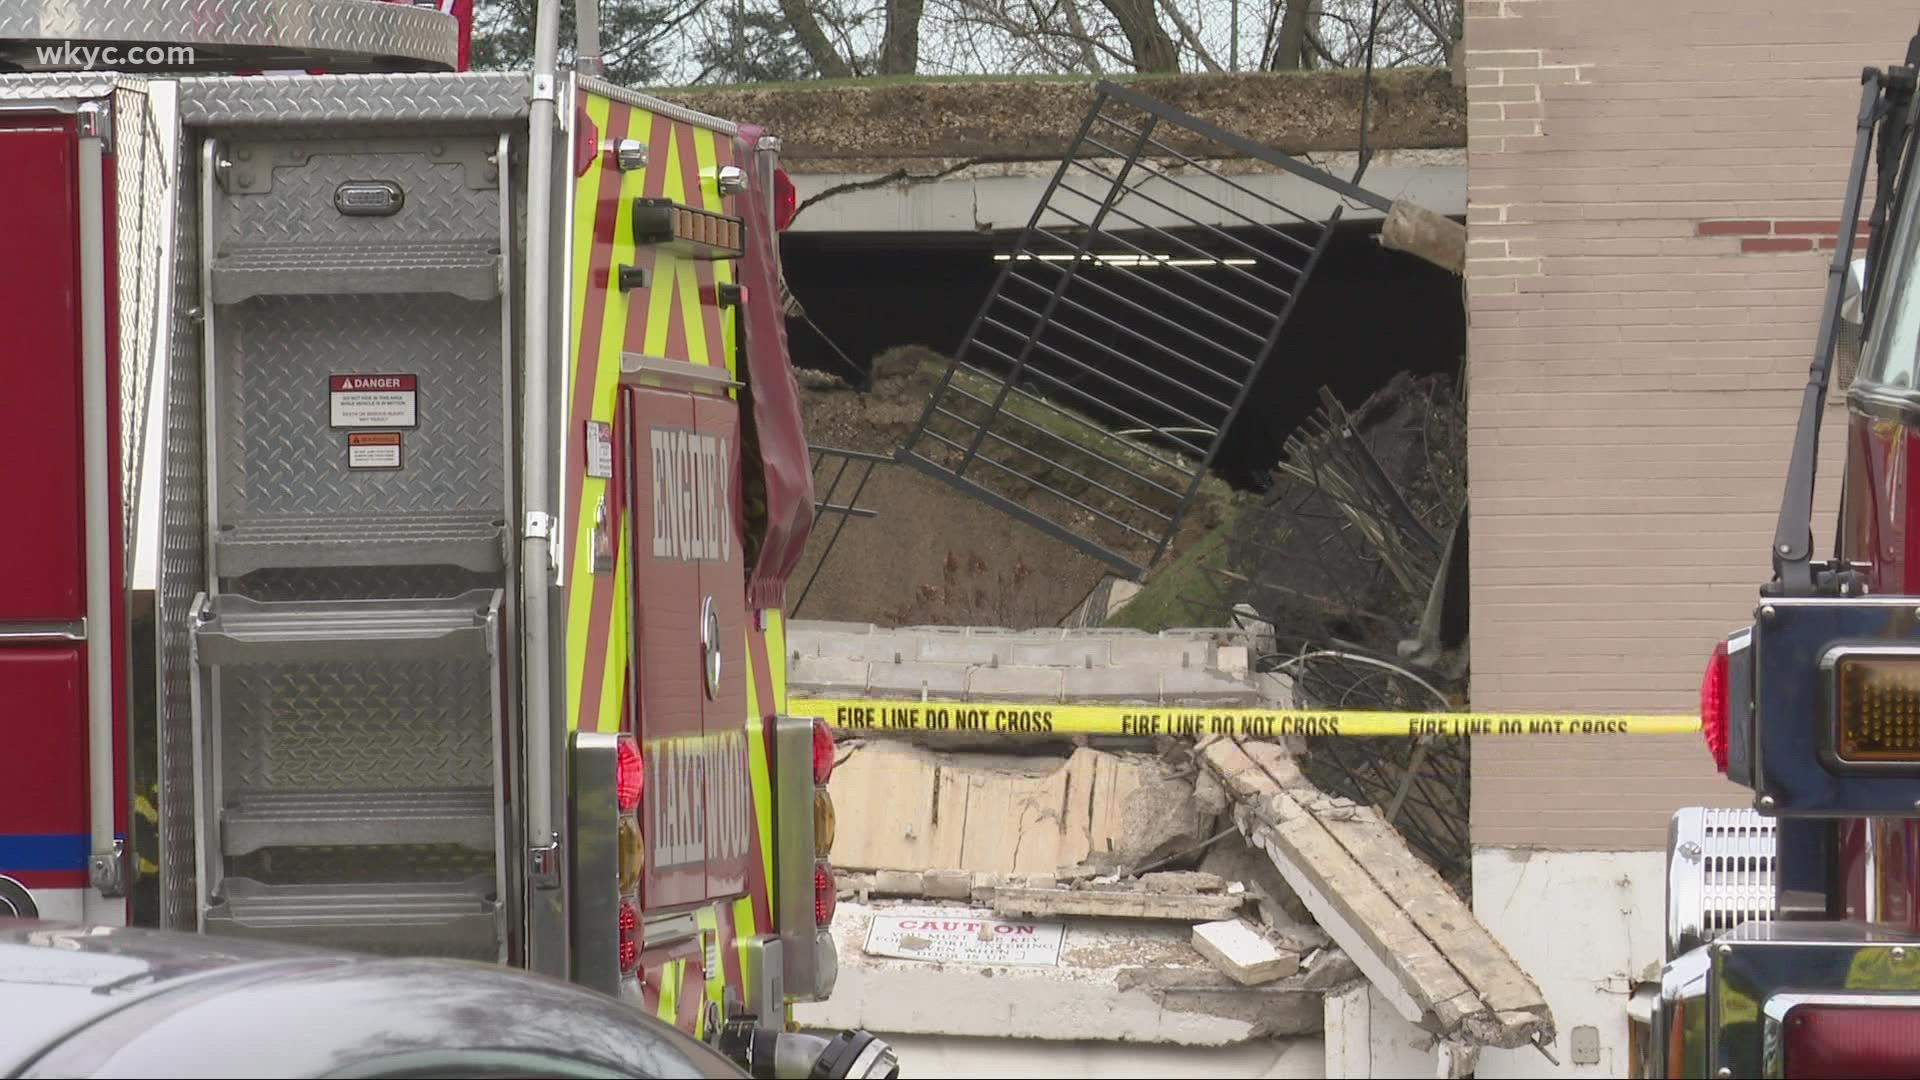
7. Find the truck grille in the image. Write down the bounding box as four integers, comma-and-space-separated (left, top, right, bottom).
1668, 807, 1777, 957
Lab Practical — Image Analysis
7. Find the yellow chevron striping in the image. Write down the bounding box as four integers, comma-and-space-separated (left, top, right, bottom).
656, 958, 680, 1023
744, 629, 776, 905
564, 91, 614, 731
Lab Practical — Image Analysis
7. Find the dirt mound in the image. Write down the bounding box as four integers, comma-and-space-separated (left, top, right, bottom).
792, 349, 1113, 626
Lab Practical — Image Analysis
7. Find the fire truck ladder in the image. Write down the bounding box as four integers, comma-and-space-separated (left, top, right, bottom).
897, 82, 1384, 577
176, 79, 523, 961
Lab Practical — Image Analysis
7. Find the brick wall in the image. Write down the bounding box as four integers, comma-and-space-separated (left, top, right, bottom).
1465, 1, 1916, 850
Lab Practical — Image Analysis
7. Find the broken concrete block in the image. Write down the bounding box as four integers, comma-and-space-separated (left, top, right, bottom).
993, 886, 1243, 922
1139, 870, 1227, 895
1193, 768, 1230, 818
1116, 776, 1210, 866
922, 869, 973, 900
871, 869, 924, 896
1200, 834, 1314, 926
1299, 947, 1363, 990
1193, 919, 1301, 986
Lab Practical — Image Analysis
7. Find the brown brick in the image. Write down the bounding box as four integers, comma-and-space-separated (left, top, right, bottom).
1696, 219, 1769, 235
1771, 219, 1842, 235
1741, 236, 1814, 253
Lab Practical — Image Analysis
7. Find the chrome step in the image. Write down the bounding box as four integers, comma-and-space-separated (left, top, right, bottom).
205, 876, 500, 961
222, 788, 494, 856
217, 512, 507, 576
210, 240, 500, 303
190, 589, 502, 665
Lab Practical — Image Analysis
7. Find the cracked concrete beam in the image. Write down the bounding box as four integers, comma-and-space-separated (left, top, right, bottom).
1198, 735, 1555, 1051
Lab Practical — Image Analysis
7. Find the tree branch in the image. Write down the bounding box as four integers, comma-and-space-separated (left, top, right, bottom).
1154, 0, 1222, 72
791, 155, 1024, 222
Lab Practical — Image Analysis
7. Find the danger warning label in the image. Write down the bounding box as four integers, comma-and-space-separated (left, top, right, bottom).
793, 697, 1701, 739
330, 374, 417, 428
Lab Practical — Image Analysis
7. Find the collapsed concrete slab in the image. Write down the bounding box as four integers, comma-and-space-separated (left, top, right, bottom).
795, 901, 1329, 1046
1199, 736, 1555, 1053
789, 620, 1289, 708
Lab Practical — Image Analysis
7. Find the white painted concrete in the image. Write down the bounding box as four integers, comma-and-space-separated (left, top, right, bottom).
1471, 848, 1664, 1079
788, 149, 1465, 234
861, 1032, 1326, 1078
794, 901, 1315, 1046
1323, 983, 1442, 1079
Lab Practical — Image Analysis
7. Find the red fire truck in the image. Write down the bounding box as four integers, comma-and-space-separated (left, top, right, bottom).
1654, 23, 1920, 1080
0, 2, 891, 1076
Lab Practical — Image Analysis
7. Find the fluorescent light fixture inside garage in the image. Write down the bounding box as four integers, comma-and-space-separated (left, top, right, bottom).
993, 252, 1257, 268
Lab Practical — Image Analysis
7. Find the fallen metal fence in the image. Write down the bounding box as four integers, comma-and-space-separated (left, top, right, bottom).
791, 445, 891, 616
898, 81, 1384, 578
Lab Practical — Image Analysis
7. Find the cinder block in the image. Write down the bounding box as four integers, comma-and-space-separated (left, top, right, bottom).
1160, 668, 1263, 706
967, 665, 1065, 702
1006, 637, 1114, 668
866, 660, 970, 697
915, 632, 1004, 665
1063, 666, 1162, 702
788, 656, 869, 694
1109, 637, 1207, 669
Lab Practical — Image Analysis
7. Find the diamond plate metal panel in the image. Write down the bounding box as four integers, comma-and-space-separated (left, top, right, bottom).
0, 72, 119, 101
219, 658, 495, 793
213, 139, 500, 248
214, 294, 504, 519
0, 0, 455, 70
113, 80, 177, 554
156, 144, 203, 931
231, 845, 494, 885
178, 73, 529, 127
232, 565, 499, 602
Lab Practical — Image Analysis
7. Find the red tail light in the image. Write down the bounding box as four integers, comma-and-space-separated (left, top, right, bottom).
772, 168, 797, 232
618, 900, 639, 973
1701, 640, 1729, 773
616, 736, 644, 812
812, 719, 835, 785
1784, 1003, 1920, 1078
814, 861, 836, 926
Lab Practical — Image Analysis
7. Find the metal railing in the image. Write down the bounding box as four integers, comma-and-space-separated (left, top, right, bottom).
791, 446, 890, 616
897, 81, 1369, 577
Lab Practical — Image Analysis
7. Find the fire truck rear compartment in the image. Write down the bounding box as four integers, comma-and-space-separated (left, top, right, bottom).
187, 126, 516, 963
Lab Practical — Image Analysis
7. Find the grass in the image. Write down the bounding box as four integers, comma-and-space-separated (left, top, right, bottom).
1104, 505, 1244, 631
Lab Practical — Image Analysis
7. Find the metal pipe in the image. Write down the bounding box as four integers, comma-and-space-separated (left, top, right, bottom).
76, 103, 123, 900
522, 0, 564, 927
574, 0, 605, 77
1865, 818, 1882, 922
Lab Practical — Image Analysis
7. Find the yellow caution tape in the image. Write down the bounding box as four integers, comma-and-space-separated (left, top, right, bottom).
791, 697, 1702, 739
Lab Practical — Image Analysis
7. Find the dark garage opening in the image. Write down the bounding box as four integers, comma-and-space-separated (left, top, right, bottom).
780, 218, 1465, 488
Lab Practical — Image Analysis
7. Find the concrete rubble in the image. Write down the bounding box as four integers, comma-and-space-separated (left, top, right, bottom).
789, 621, 1289, 707
798, 618, 1554, 1060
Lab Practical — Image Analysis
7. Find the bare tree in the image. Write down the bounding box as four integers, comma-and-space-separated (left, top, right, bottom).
1094, 0, 1180, 71
777, 0, 856, 74
476, 0, 1462, 84
879, 0, 927, 71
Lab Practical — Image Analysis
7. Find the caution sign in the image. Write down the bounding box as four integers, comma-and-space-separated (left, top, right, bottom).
792, 697, 1701, 739
347, 432, 402, 469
